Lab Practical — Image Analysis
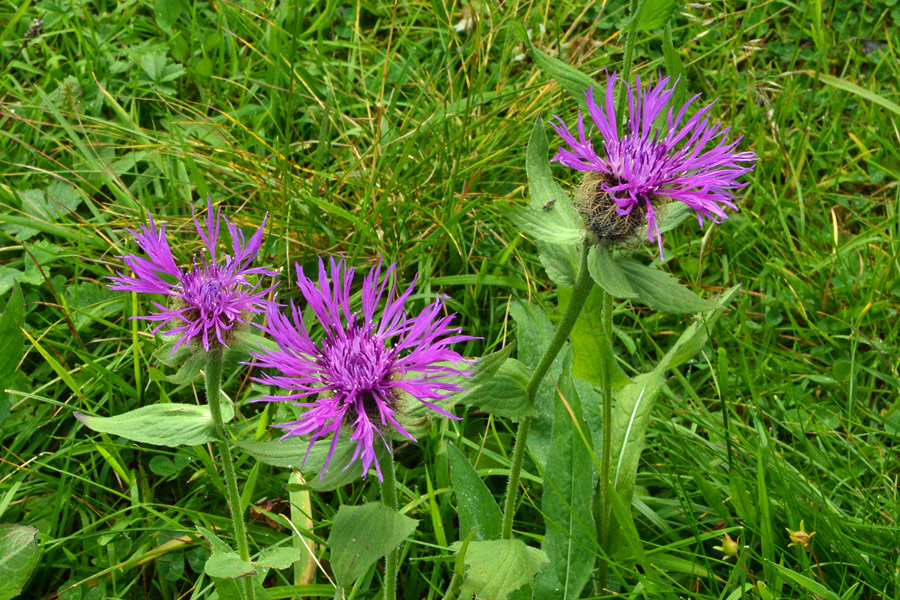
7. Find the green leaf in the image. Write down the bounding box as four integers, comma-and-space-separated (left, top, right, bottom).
508, 206, 583, 246
563, 286, 632, 389
655, 202, 694, 235
539, 366, 595, 598
587, 246, 636, 299
661, 25, 687, 109
204, 551, 257, 579
154, 0, 183, 32
457, 539, 549, 600
615, 257, 717, 313
447, 442, 503, 541
453, 358, 536, 421
525, 115, 580, 286
629, 0, 679, 32
328, 502, 418, 587
148, 456, 177, 477
661, 286, 740, 369
611, 370, 666, 507
509, 300, 568, 467
768, 561, 842, 600
0, 524, 40, 600
0, 285, 25, 403
234, 436, 385, 491
817, 73, 900, 119
75, 402, 234, 447
511, 22, 602, 112
254, 546, 303, 570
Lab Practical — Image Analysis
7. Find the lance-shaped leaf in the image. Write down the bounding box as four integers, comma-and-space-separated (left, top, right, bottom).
448, 442, 503, 541
75, 401, 234, 447
0, 524, 39, 600
561, 286, 632, 389
235, 436, 387, 492
450, 357, 535, 421
509, 300, 569, 467
587, 246, 637, 299
328, 503, 418, 587
457, 539, 549, 600
615, 257, 717, 313
611, 287, 738, 507
538, 360, 595, 599
628, 0, 679, 32
525, 116, 581, 287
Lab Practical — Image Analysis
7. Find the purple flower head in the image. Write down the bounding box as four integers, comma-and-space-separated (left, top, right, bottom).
551, 72, 757, 258
109, 196, 277, 352
250, 257, 474, 481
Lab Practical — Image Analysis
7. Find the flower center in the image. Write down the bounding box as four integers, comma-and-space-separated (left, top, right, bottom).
320, 324, 396, 411
575, 171, 650, 243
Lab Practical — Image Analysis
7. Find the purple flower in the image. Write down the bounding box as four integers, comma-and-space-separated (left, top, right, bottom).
551, 72, 757, 257
250, 257, 474, 481
109, 196, 277, 352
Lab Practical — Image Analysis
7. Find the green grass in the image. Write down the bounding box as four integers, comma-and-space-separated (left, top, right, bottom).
2, 0, 899, 598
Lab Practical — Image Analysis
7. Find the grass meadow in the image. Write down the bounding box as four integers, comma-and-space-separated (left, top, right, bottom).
1, 0, 899, 598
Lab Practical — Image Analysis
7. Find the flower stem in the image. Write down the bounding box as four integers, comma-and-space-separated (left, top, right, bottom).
381, 444, 399, 600
206, 348, 256, 600
595, 289, 615, 591
500, 244, 594, 539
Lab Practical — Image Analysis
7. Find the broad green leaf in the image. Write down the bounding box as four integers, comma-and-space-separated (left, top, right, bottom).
254, 546, 303, 570
607, 289, 736, 553
523, 116, 581, 286
235, 436, 387, 491
539, 364, 595, 599
611, 370, 666, 507
0, 524, 39, 600
75, 401, 233, 447
629, 0, 679, 32
0, 285, 25, 403
209, 577, 274, 600
562, 286, 632, 389
655, 201, 694, 235
442, 345, 515, 407
615, 257, 717, 313
587, 246, 637, 299
447, 442, 503, 541
537, 242, 578, 288
511, 22, 602, 112
508, 207, 583, 246
509, 300, 568, 467
662, 286, 740, 369
453, 358, 535, 421
457, 539, 549, 600
328, 502, 418, 586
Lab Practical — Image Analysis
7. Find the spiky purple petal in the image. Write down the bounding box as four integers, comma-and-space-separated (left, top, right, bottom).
551, 72, 757, 258
250, 257, 475, 481
108, 196, 277, 351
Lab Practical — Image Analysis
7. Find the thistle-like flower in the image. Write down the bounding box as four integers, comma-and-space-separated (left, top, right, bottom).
250, 257, 473, 481
109, 196, 277, 352
551, 72, 757, 258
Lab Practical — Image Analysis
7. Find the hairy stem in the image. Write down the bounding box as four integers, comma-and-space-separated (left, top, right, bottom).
500, 244, 594, 539
206, 348, 256, 600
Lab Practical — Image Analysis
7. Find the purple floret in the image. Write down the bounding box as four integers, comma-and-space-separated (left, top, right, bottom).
550, 72, 757, 257
108, 196, 277, 352
250, 257, 474, 481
